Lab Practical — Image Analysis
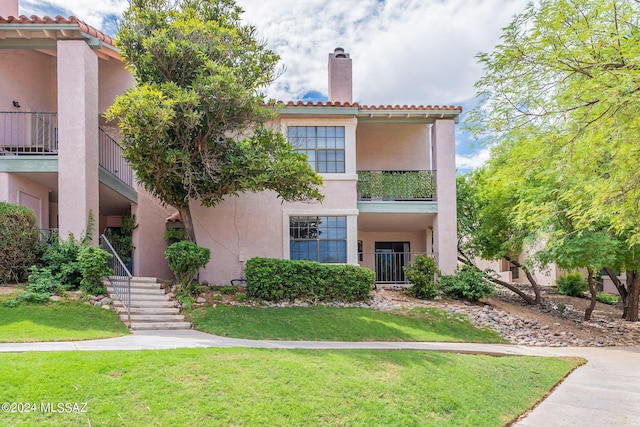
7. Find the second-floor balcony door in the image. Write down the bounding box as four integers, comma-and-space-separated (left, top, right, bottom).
375, 242, 410, 283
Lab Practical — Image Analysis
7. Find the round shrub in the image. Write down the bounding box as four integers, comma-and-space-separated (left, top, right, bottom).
557, 273, 587, 297
0, 202, 39, 283
404, 254, 438, 299
78, 246, 113, 295
439, 265, 495, 302
165, 241, 211, 295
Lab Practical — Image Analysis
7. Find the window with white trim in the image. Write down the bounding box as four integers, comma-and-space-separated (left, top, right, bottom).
289, 216, 347, 263
287, 126, 345, 173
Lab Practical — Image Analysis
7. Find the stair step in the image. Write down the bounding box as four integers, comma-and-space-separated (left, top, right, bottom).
109, 293, 169, 301
119, 314, 186, 322
107, 276, 191, 330
113, 300, 177, 308
115, 307, 181, 315
129, 322, 191, 330
111, 289, 167, 296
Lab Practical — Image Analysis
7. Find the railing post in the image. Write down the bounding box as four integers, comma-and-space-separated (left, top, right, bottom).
100, 234, 132, 327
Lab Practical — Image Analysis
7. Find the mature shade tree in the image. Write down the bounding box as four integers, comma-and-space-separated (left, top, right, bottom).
106, 0, 324, 243
467, 0, 640, 321
456, 174, 542, 305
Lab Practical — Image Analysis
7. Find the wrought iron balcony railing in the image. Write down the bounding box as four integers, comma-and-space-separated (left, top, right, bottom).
357, 170, 435, 201
0, 111, 58, 154
99, 128, 133, 187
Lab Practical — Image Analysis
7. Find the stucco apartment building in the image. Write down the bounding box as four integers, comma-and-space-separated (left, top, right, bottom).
0, 0, 460, 286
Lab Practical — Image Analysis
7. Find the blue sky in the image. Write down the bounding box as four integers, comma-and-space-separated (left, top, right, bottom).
13, 0, 530, 171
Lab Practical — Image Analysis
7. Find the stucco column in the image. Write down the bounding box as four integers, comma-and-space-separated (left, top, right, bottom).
0, 0, 18, 16
431, 119, 457, 274
57, 40, 99, 244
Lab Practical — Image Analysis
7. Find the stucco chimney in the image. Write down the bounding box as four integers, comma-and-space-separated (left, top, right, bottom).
328, 47, 352, 104
0, 0, 19, 17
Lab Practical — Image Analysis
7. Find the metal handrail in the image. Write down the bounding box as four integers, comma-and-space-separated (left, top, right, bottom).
99, 128, 133, 187
359, 251, 430, 284
0, 111, 58, 154
100, 234, 131, 326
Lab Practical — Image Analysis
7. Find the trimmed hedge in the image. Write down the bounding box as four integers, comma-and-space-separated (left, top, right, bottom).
245, 257, 374, 302
0, 202, 39, 283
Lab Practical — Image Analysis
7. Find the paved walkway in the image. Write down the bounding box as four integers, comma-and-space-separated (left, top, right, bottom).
1, 330, 639, 426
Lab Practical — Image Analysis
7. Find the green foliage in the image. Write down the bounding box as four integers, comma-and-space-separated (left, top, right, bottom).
165, 241, 211, 294
5, 267, 62, 306
245, 257, 374, 302
78, 247, 113, 295
0, 202, 39, 283
163, 228, 186, 245
465, 0, 640, 319
596, 292, 619, 306
40, 235, 84, 291
557, 273, 587, 297
440, 265, 495, 302
357, 171, 435, 199
104, 213, 137, 263
106, 0, 323, 241
404, 254, 439, 299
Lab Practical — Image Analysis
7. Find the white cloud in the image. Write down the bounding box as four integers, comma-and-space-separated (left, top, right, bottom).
456, 147, 491, 171
17, 0, 528, 106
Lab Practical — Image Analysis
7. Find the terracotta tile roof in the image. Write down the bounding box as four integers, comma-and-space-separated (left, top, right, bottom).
278, 100, 462, 111
0, 15, 115, 47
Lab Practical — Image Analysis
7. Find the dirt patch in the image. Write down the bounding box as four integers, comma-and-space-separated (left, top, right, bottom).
0, 285, 20, 295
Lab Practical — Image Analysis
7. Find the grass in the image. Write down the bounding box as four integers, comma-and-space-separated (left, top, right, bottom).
0, 291, 130, 342
0, 348, 583, 426
188, 305, 507, 343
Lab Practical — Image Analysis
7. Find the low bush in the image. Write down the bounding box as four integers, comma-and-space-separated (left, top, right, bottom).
404, 254, 439, 299
78, 247, 113, 295
557, 273, 587, 297
596, 292, 619, 306
439, 265, 495, 302
245, 258, 374, 302
5, 267, 62, 307
0, 202, 39, 283
165, 241, 211, 295
40, 236, 84, 290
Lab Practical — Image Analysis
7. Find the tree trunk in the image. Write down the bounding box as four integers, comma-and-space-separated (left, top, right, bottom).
584, 268, 597, 321
457, 254, 535, 305
624, 270, 640, 322
506, 256, 542, 305
604, 267, 628, 319
177, 204, 197, 244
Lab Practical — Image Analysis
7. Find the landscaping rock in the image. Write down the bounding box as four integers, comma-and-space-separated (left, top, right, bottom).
49, 295, 61, 302
196, 297, 206, 303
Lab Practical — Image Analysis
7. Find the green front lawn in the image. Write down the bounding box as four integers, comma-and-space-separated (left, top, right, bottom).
0, 295, 130, 342
0, 348, 582, 426
188, 305, 507, 343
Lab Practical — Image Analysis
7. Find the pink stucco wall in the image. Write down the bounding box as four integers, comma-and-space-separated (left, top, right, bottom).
431, 119, 457, 274
57, 40, 100, 244
98, 60, 134, 117
132, 186, 174, 280
0, 0, 18, 17
188, 178, 359, 285
356, 122, 430, 171
0, 50, 56, 113
0, 173, 50, 227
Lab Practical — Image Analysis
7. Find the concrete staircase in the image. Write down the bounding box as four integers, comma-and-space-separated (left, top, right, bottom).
106, 277, 191, 331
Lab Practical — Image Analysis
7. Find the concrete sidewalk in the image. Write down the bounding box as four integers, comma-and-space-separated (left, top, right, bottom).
1, 330, 639, 426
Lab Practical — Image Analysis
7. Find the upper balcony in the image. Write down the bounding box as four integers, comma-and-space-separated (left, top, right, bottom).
0, 111, 133, 187
357, 170, 437, 214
